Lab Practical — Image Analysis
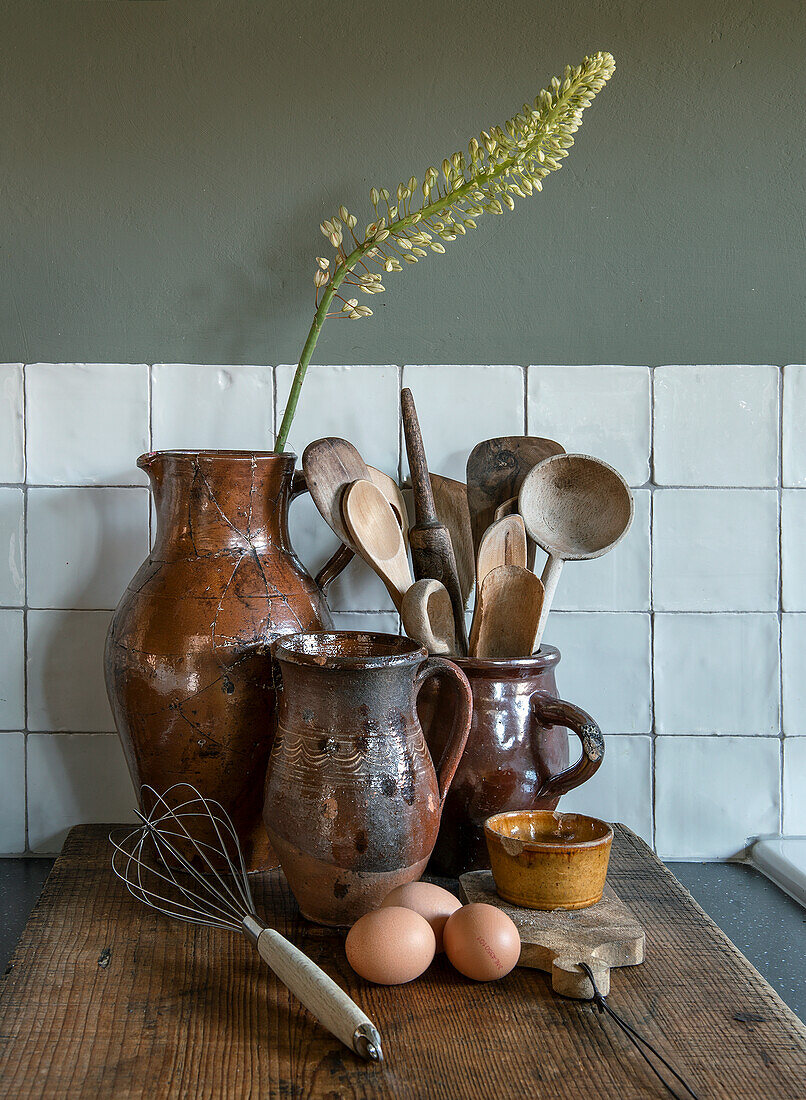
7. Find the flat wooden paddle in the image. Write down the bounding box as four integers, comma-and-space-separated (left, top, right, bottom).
368, 467, 409, 548
342, 479, 413, 610
302, 437, 372, 548
430, 473, 474, 607
494, 495, 537, 571
468, 564, 544, 659
401, 578, 457, 655
476, 514, 528, 590
401, 388, 469, 655
466, 436, 565, 557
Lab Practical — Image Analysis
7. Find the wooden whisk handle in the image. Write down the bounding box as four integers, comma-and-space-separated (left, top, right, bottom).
243, 916, 383, 1062
401, 388, 437, 524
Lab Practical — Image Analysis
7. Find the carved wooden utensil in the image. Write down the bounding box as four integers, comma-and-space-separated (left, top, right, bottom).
302, 437, 372, 548
519, 453, 634, 651
401, 388, 469, 655
466, 436, 565, 557
493, 495, 537, 572
368, 467, 410, 547
476, 514, 528, 590
430, 473, 474, 607
401, 578, 458, 655
342, 479, 413, 610
468, 564, 544, 659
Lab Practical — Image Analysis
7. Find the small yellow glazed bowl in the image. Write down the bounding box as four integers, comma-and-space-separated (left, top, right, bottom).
484, 810, 613, 911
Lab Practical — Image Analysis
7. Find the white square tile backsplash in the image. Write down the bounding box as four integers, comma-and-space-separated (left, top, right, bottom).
152, 364, 274, 452
2, 362, 804, 857
654, 365, 779, 487
402, 365, 524, 482
26, 364, 150, 486
527, 365, 651, 486
0, 488, 25, 605
27, 487, 149, 609
0, 364, 25, 481
653, 489, 779, 611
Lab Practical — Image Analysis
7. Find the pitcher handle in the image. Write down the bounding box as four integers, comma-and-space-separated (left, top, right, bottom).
530, 694, 605, 802
414, 658, 473, 804
290, 470, 355, 591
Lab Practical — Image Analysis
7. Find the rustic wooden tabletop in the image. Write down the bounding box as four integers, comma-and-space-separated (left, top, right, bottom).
0, 823, 804, 1098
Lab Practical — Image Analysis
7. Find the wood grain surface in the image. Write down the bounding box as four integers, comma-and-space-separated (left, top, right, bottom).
1, 825, 805, 1099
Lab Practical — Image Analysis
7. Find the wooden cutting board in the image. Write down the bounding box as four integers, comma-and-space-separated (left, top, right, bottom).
1, 825, 805, 1099
460, 871, 644, 999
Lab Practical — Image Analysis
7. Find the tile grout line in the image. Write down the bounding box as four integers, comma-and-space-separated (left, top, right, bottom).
648, 364, 657, 852
21, 362, 29, 854
777, 364, 785, 834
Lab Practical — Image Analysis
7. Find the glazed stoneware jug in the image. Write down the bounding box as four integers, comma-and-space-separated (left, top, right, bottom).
417, 645, 604, 877
263, 632, 473, 926
105, 451, 351, 872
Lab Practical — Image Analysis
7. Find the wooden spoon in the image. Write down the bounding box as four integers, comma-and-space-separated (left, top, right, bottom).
401, 579, 458, 655
368, 467, 409, 547
476, 515, 528, 590
302, 437, 372, 547
468, 565, 544, 659
401, 389, 469, 655
519, 453, 634, 651
342, 479, 413, 610
430, 473, 474, 607
466, 436, 565, 556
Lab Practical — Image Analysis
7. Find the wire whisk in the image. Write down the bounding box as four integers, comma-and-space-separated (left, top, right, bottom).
110, 783, 383, 1062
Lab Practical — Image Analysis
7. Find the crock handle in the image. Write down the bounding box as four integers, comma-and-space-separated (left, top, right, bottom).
414, 658, 473, 803
530, 694, 605, 802
290, 470, 355, 591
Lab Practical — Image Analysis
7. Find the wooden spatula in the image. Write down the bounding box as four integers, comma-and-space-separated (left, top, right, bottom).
476, 514, 528, 590
466, 436, 565, 556
401, 578, 458, 655
430, 473, 474, 607
401, 389, 469, 655
494, 496, 537, 571
342, 479, 413, 610
302, 437, 372, 548
468, 564, 544, 659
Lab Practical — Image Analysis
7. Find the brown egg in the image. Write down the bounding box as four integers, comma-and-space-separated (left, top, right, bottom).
381, 882, 462, 952
443, 903, 521, 982
345, 906, 436, 985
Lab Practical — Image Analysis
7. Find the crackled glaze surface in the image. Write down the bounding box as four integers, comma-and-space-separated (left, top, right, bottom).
104, 451, 335, 871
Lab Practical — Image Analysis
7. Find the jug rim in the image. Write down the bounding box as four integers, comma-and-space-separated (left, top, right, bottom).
137, 449, 298, 468
274, 631, 428, 670
444, 645, 560, 672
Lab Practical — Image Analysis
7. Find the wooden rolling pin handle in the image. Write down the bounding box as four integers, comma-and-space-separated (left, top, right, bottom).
401, 388, 438, 523
243, 917, 383, 1062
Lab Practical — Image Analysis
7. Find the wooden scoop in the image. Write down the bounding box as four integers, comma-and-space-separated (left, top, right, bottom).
476, 514, 528, 590
401, 579, 458, 655
519, 454, 634, 651
466, 436, 565, 557
342, 479, 413, 610
468, 565, 544, 659
368, 467, 409, 547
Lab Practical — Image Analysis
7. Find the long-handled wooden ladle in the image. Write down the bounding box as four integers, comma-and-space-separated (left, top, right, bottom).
341, 479, 413, 610
519, 454, 634, 651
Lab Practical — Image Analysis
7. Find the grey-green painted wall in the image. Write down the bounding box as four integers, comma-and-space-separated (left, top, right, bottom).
2, 0, 804, 366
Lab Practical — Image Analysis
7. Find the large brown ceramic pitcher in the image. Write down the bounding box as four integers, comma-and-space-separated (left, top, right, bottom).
418, 645, 604, 877
105, 451, 351, 871
263, 632, 473, 926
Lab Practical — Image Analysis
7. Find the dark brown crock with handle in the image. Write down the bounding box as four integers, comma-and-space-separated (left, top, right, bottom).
104, 451, 351, 872
417, 644, 604, 877
263, 631, 473, 926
